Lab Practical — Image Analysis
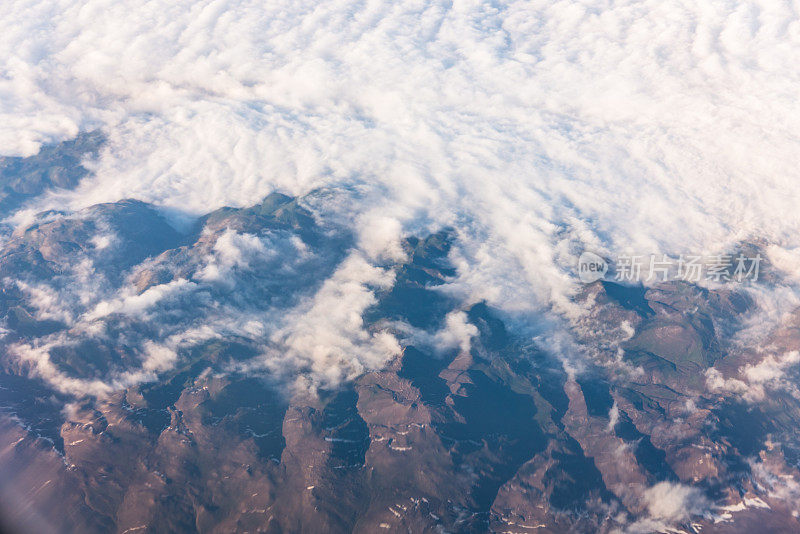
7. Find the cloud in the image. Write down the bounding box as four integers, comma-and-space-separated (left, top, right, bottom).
139, 341, 177, 372
616, 481, 712, 533
12, 280, 74, 324
642, 481, 709, 523
256, 251, 401, 390
195, 229, 274, 283
749, 456, 800, 515
85, 278, 196, 321
607, 401, 620, 432
7, 323, 217, 397
0, 0, 798, 334
10, 338, 116, 397
431, 311, 479, 354
706, 350, 800, 402
89, 232, 116, 250
743, 350, 800, 384
1, 200, 364, 396
357, 213, 406, 263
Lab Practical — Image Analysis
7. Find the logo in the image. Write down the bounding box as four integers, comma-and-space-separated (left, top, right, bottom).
577, 251, 608, 283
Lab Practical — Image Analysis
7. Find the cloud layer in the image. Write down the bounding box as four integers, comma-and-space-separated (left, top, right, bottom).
2, 0, 800, 327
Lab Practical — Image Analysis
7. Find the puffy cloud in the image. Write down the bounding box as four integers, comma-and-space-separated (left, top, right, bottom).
3, 6, 800, 530
139, 341, 177, 372
705, 368, 749, 396
706, 350, 800, 402
398, 309, 479, 356
195, 229, 273, 283
12, 280, 74, 324
1, 0, 798, 331
433, 311, 479, 354
357, 213, 406, 263
618, 482, 712, 533
743, 350, 800, 384
89, 232, 116, 250
8, 325, 210, 397
749, 456, 800, 514
642, 481, 709, 522
10, 339, 116, 397
607, 401, 620, 432
2, 204, 383, 396
256, 252, 400, 390
85, 278, 196, 321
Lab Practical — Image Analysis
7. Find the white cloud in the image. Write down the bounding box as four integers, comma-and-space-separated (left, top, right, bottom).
706, 350, 800, 402
13, 280, 74, 324
618, 482, 712, 533
357, 213, 406, 263
2, 8, 800, 527
607, 401, 620, 433
434, 311, 478, 354
7, 323, 220, 397
195, 229, 273, 283
749, 457, 800, 515
0, 0, 798, 332
10, 339, 116, 397
256, 252, 401, 390
642, 481, 710, 522
90, 232, 116, 250
85, 278, 196, 321
139, 341, 177, 372
743, 350, 800, 384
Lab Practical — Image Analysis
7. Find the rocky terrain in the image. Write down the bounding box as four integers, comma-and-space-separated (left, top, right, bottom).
1, 136, 799, 533
0, 131, 104, 215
